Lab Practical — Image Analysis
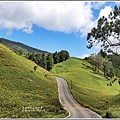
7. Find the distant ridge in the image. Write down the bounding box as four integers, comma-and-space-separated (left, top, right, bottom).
0, 38, 49, 54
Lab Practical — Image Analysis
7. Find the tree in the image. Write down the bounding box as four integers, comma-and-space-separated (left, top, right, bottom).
47, 53, 53, 71
59, 50, 70, 62
95, 54, 102, 74
105, 60, 115, 78
102, 57, 109, 76
89, 54, 97, 71
88, 54, 115, 78
25, 52, 30, 59
28, 52, 35, 61
53, 51, 60, 64
41, 53, 47, 70
65, 50, 70, 60
59, 50, 66, 62
87, 5, 120, 55
14, 49, 23, 56
18, 49, 23, 56
98, 50, 107, 58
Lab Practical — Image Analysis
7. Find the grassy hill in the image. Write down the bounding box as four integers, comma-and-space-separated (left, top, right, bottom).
0, 38, 48, 54
51, 57, 120, 118
0, 44, 68, 118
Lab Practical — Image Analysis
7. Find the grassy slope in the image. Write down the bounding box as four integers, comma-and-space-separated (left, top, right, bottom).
51, 57, 120, 118
0, 44, 68, 118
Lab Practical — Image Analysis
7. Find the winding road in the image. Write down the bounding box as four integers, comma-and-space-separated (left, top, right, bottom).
56, 77, 102, 118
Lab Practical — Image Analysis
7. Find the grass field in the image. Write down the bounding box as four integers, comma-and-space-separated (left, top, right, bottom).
0, 44, 68, 118
51, 57, 120, 118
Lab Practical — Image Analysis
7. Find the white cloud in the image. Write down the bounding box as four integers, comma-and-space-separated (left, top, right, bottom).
98, 6, 112, 18
0, 1, 115, 38
80, 5, 113, 37
0, 1, 94, 34
79, 54, 90, 59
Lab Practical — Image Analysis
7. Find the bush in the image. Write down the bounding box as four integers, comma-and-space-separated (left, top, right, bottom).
106, 112, 113, 118
34, 66, 38, 73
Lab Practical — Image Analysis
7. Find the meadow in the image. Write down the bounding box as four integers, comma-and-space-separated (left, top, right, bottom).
51, 57, 120, 118
0, 44, 68, 118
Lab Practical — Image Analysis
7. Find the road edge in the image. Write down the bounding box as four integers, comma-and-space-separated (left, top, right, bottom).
64, 77, 102, 119
56, 76, 102, 119
56, 77, 71, 119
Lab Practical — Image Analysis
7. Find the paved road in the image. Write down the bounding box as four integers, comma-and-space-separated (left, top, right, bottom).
56, 77, 102, 118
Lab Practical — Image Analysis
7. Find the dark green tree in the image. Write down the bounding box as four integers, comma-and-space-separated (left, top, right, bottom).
98, 50, 107, 58
18, 49, 23, 56
14, 49, 23, 56
59, 50, 65, 62
107, 63, 115, 78
102, 57, 109, 76
59, 50, 70, 62
25, 52, 30, 59
35, 53, 42, 66
65, 50, 70, 60
28, 52, 35, 61
53, 51, 60, 64
87, 5, 120, 55
41, 53, 47, 70
47, 53, 54, 71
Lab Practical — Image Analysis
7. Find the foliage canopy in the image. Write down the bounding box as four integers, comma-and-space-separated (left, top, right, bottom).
87, 5, 120, 55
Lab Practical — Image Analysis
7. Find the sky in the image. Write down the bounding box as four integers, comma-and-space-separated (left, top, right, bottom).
0, 1, 119, 58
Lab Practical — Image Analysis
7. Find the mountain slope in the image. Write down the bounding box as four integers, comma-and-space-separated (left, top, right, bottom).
51, 57, 120, 118
0, 38, 48, 54
0, 44, 67, 118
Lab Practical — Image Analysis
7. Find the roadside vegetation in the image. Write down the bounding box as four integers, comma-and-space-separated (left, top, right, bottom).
51, 57, 120, 118
0, 44, 68, 118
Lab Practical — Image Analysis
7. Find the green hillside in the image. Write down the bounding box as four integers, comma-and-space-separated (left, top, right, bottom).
0, 44, 67, 118
51, 57, 120, 118
0, 38, 48, 54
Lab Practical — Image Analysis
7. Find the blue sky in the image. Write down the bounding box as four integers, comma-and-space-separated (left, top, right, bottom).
0, 1, 119, 58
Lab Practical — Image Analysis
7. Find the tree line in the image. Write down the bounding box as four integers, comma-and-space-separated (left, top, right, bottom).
25, 50, 70, 71
86, 50, 115, 79
85, 50, 120, 86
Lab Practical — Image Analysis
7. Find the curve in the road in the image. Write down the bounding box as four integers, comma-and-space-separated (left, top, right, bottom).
56, 76, 102, 119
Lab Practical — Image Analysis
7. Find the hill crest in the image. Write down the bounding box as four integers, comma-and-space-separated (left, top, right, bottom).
0, 38, 49, 54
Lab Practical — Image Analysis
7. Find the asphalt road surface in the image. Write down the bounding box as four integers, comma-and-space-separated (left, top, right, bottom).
56, 76, 102, 118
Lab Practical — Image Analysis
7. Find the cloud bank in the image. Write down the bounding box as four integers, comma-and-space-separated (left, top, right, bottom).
0, 1, 114, 37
